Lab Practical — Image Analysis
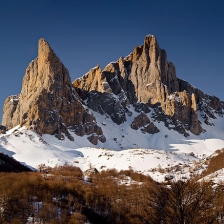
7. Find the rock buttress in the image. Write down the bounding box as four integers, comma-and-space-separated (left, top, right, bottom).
2, 38, 103, 141
74, 34, 224, 135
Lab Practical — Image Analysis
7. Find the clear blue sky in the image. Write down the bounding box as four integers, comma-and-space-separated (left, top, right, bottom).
0, 0, 224, 122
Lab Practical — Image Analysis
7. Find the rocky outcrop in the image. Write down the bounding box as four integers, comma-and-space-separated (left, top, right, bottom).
87, 133, 106, 145
141, 122, 160, 134
98, 135, 106, 143
2, 34, 224, 141
2, 38, 103, 141
190, 94, 202, 135
74, 66, 127, 124
2, 95, 20, 130
86, 92, 126, 124
74, 34, 224, 136
134, 103, 150, 113
88, 134, 99, 145
131, 112, 160, 134
74, 66, 112, 97
0, 125, 6, 134
131, 112, 150, 130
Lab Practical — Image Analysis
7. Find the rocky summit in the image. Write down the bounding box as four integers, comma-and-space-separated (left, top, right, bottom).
2, 38, 104, 143
74, 34, 224, 137
2, 35, 224, 145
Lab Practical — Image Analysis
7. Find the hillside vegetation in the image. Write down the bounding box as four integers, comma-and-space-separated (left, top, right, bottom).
0, 153, 31, 172
202, 148, 224, 177
0, 164, 223, 224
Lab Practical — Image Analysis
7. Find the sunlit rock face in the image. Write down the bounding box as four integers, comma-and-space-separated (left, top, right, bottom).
2, 38, 104, 141
2, 35, 224, 144
74, 34, 224, 136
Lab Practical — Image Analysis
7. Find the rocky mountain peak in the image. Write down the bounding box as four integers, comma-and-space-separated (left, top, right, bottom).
37, 38, 66, 80
74, 34, 224, 137
38, 38, 52, 57
143, 34, 159, 61
2, 35, 224, 146
143, 34, 157, 48
2, 38, 105, 143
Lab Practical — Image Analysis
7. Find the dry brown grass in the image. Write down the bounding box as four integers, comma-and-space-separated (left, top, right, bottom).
201, 148, 224, 177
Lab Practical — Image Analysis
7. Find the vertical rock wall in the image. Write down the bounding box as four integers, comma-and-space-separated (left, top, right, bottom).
2, 39, 103, 141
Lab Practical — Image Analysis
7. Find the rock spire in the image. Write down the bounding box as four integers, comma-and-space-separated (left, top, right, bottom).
2, 38, 104, 142
74, 34, 224, 136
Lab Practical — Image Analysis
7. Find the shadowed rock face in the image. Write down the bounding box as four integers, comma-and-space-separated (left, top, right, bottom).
74, 34, 224, 136
131, 112, 151, 130
2, 38, 103, 141
131, 112, 160, 134
0, 125, 6, 134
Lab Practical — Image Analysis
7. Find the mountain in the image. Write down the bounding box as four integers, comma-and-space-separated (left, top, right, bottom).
2, 38, 104, 142
2, 35, 224, 142
1, 35, 224, 181
74, 34, 223, 137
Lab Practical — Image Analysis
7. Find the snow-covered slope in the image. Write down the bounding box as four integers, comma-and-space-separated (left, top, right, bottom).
90, 105, 224, 153
1, 105, 224, 182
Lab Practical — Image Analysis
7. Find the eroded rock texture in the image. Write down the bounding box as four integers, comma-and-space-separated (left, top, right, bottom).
2, 34, 224, 141
2, 38, 103, 141
74, 34, 224, 136
131, 112, 160, 134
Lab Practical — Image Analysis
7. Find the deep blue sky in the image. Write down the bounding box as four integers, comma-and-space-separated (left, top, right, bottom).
1, 0, 224, 122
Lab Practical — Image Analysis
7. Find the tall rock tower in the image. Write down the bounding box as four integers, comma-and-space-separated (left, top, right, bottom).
2, 39, 104, 142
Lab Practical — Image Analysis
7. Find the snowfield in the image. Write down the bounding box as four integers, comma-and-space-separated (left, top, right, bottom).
1, 106, 224, 182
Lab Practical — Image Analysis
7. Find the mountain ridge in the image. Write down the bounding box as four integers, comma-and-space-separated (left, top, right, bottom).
74, 34, 223, 138
1, 34, 224, 147
2, 38, 105, 143
1, 33, 224, 182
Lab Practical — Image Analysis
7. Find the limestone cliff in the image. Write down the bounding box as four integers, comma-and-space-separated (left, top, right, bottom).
2, 38, 104, 142
74, 34, 224, 136
2, 35, 224, 142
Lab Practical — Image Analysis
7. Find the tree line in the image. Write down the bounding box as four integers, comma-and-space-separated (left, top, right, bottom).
0, 164, 223, 223
0, 153, 31, 172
